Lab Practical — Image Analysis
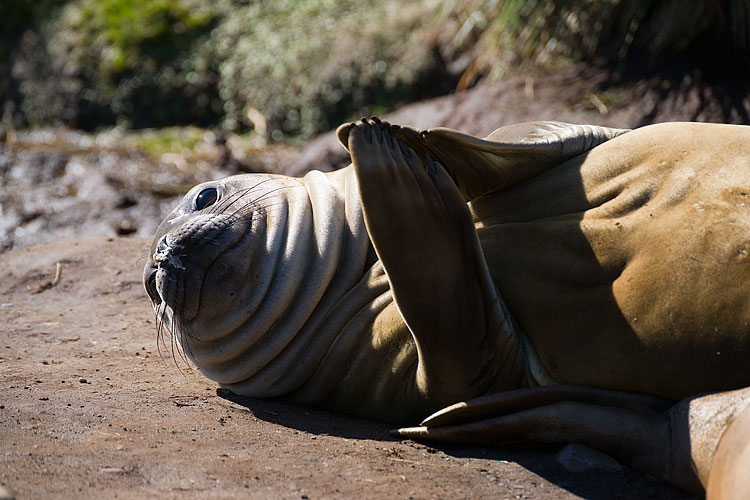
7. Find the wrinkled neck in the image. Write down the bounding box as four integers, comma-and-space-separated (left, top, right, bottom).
188, 167, 376, 397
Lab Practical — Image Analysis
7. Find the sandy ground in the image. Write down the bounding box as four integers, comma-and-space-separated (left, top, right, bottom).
0, 236, 695, 499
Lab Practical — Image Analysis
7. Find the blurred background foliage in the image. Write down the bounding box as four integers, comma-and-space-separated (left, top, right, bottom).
1, 0, 749, 140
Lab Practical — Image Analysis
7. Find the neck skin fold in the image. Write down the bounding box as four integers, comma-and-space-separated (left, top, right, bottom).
189, 168, 377, 397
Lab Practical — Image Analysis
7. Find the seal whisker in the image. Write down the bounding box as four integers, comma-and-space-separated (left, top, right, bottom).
205, 186, 252, 216
249, 185, 303, 206
154, 302, 173, 368
209, 179, 276, 215
256, 189, 309, 208
215, 194, 268, 220
220, 185, 304, 220
208, 178, 284, 216
223, 199, 262, 220
240, 199, 287, 217
174, 316, 194, 372
169, 316, 186, 374
150, 279, 193, 374
242, 192, 310, 220
163, 306, 194, 374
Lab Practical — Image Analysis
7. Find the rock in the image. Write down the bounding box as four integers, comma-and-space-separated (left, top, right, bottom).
0, 485, 16, 500
556, 443, 624, 473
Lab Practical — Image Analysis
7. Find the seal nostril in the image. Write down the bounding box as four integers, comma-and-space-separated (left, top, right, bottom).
157, 235, 169, 254
153, 234, 186, 270
153, 234, 182, 268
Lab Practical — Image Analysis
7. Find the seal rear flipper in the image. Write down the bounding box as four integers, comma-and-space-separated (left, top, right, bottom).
396, 401, 695, 492
423, 122, 629, 200
337, 119, 628, 201
417, 384, 669, 427
396, 385, 750, 497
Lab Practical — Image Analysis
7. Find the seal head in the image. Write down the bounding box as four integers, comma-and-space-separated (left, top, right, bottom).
144, 169, 373, 396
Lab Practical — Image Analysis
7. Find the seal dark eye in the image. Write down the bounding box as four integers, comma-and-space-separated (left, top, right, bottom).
195, 188, 219, 211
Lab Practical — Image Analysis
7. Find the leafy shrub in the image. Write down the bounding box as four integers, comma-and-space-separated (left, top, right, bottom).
10, 0, 219, 129
213, 0, 448, 138
6, 0, 455, 137
3, 0, 749, 135
59, 0, 218, 129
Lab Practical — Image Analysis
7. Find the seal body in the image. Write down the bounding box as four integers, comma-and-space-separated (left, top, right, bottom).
145, 121, 750, 411
145, 119, 750, 494
473, 122, 750, 398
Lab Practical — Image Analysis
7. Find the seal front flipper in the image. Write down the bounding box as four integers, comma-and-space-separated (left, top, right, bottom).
346, 117, 526, 407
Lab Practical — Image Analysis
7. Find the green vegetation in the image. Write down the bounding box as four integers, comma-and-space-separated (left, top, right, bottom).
129, 126, 208, 159
53, 0, 218, 129
2, 0, 748, 138
72, 0, 214, 74
3, 0, 451, 137
212, 0, 448, 137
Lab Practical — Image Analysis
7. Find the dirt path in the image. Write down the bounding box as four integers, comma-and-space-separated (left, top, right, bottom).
0, 236, 694, 499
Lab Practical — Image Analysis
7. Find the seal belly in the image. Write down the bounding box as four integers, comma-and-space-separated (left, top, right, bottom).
474, 122, 750, 399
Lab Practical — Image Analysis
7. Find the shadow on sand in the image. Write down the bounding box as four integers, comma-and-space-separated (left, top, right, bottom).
218, 388, 695, 500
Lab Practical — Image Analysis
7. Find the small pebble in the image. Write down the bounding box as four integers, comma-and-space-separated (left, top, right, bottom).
557, 443, 623, 473
99, 467, 129, 474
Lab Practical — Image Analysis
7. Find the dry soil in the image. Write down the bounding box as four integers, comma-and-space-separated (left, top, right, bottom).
0, 237, 695, 499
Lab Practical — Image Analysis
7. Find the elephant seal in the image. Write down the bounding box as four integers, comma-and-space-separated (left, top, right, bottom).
144, 118, 750, 496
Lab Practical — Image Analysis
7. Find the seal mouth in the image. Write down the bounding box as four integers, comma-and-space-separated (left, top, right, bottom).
145, 268, 161, 306
145, 215, 250, 325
